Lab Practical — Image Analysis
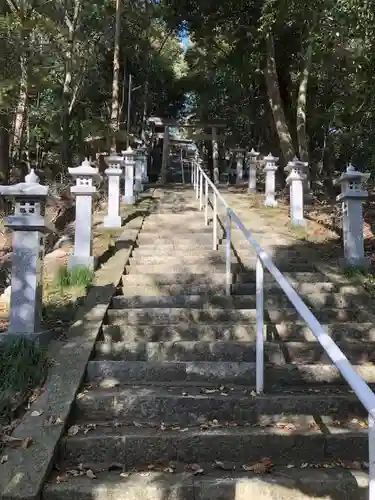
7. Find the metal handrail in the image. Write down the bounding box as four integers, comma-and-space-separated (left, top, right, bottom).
192, 159, 375, 497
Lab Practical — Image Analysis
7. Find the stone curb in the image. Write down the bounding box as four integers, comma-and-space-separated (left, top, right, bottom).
0, 196, 153, 500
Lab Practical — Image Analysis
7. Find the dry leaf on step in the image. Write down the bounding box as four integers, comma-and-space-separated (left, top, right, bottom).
0, 434, 33, 449
30, 410, 44, 417
242, 458, 273, 474
0, 455, 8, 464
67, 425, 80, 436
86, 469, 96, 479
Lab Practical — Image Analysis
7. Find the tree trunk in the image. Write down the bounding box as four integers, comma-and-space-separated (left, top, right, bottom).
264, 32, 295, 164
12, 50, 28, 162
110, 0, 121, 151
296, 42, 313, 162
62, 34, 73, 168
0, 114, 10, 184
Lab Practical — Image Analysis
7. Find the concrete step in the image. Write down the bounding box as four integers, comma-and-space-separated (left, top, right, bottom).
94, 340, 375, 365
112, 293, 368, 310
121, 272, 331, 287
43, 468, 363, 500
86, 360, 375, 386
75, 383, 367, 424
60, 420, 367, 468
120, 282, 357, 297
101, 322, 375, 343
125, 263, 242, 274
106, 307, 367, 325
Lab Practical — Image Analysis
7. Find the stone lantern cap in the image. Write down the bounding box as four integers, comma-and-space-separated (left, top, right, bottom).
335, 164, 370, 201
0, 169, 48, 199
264, 153, 279, 170
285, 156, 308, 173
247, 148, 261, 160
69, 159, 99, 195
122, 147, 136, 159
104, 154, 124, 176
286, 158, 308, 184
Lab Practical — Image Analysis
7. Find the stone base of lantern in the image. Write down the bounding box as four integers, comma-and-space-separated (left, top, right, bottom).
339, 255, 371, 270
135, 180, 143, 193
104, 214, 122, 228
68, 254, 95, 271
122, 195, 135, 205
0, 328, 54, 347
290, 217, 307, 227
264, 197, 278, 208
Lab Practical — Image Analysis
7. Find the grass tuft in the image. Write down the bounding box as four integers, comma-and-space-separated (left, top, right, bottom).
56, 265, 94, 291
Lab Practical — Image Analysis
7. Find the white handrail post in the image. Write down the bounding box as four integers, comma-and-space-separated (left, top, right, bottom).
204, 178, 209, 225
225, 210, 231, 296
213, 193, 218, 250
191, 160, 194, 185
199, 170, 203, 210
369, 414, 375, 500
256, 256, 264, 394
195, 163, 199, 199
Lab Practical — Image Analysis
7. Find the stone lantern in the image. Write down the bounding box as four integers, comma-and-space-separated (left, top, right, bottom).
232, 148, 246, 184
138, 147, 149, 184
122, 147, 136, 204
247, 148, 260, 193
335, 164, 370, 268
104, 153, 123, 228
134, 149, 145, 194
0, 169, 51, 336
286, 159, 309, 226
263, 154, 279, 207
68, 159, 99, 270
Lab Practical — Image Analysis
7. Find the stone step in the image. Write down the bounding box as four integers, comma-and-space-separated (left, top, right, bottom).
60, 421, 367, 468
120, 282, 357, 297
136, 235, 213, 244
129, 254, 235, 265
126, 261, 317, 274
93, 340, 375, 365
106, 307, 366, 325
112, 292, 368, 310
101, 322, 375, 343
75, 383, 367, 424
121, 272, 330, 286
43, 468, 363, 500
86, 360, 375, 386
125, 263, 243, 274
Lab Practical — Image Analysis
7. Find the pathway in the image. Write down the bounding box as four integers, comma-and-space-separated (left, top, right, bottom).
40, 185, 371, 499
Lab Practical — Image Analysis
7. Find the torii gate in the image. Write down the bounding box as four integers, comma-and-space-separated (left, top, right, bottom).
148, 117, 226, 184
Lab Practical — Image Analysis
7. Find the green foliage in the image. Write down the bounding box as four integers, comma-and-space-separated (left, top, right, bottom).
56, 265, 94, 291
0, 337, 48, 422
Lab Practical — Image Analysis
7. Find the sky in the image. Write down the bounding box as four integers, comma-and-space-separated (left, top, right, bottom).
179, 27, 190, 52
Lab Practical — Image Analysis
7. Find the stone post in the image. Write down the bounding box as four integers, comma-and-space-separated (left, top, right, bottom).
122, 147, 136, 204
212, 126, 220, 184
234, 149, 245, 184
286, 159, 308, 226
335, 164, 370, 268
134, 149, 144, 194
247, 148, 260, 193
104, 154, 123, 228
0, 170, 50, 336
138, 147, 148, 183
68, 159, 99, 270
264, 153, 279, 207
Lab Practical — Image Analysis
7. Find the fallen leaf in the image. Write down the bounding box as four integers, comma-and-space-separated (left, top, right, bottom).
214, 460, 225, 469
179, 428, 188, 432
83, 424, 97, 434
0, 455, 8, 464
1, 434, 32, 449
67, 425, 80, 436
133, 421, 143, 428
160, 422, 167, 431
188, 463, 204, 475
242, 458, 273, 474
30, 410, 44, 417
86, 469, 96, 479
56, 475, 68, 483
120, 472, 131, 478
201, 388, 217, 394
164, 466, 175, 473
22, 436, 33, 449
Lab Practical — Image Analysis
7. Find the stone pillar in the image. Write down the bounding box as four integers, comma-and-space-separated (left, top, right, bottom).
0, 170, 50, 335
212, 126, 219, 185
247, 148, 260, 193
232, 149, 245, 184
68, 159, 99, 270
122, 147, 136, 204
134, 149, 144, 194
104, 154, 122, 228
264, 153, 279, 207
138, 147, 148, 183
286, 159, 308, 226
335, 164, 370, 268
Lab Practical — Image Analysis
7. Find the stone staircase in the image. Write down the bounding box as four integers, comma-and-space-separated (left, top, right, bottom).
44, 189, 371, 499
